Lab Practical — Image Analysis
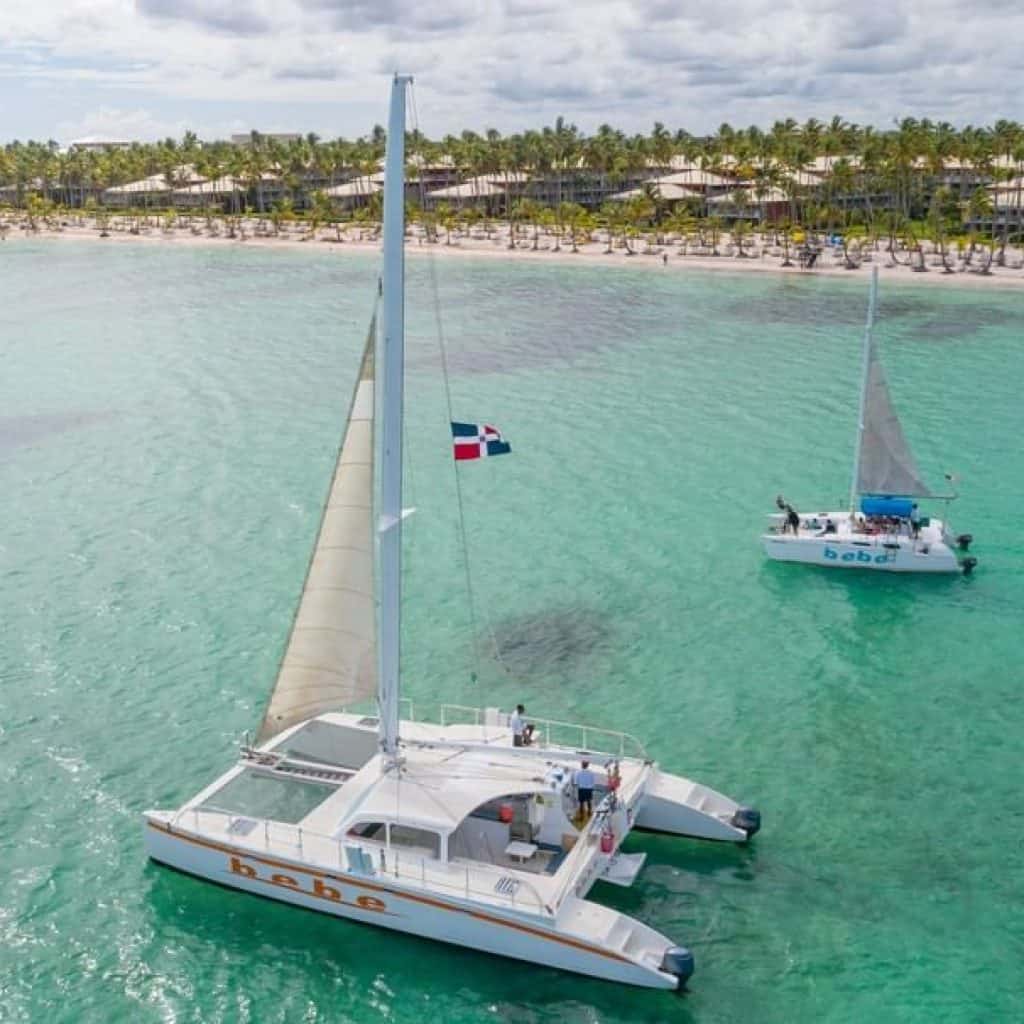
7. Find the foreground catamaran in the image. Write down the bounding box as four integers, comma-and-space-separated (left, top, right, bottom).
144, 77, 760, 991
762, 267, 976, 575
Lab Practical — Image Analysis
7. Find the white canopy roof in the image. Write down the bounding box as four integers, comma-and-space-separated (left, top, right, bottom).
105, 174, 171, 195
610, 182, 702, 201
105, 165, 206, 195
176, 175, 242, 195
651, 169, 736, 188
325, 176, 381, 198
706, 186, 789, 205
427, 177, 504, 199
335, 745, 558, 835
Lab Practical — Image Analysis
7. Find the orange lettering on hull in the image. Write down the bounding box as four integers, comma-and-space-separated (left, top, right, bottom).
228, 855, 391, 914
230, 856, 256, 878
355, 895, 386, 912
313, 879, 342, 901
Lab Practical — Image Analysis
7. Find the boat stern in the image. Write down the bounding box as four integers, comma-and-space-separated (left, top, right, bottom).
557, 897, 694, 990
635, 769, 759, 842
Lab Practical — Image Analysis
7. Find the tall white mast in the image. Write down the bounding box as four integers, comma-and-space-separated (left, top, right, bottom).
377, 74, 411, 764
848, 265, 878, 513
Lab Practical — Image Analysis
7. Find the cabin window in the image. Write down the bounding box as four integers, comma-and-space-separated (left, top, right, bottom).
388, 824, 441, 859
348, 821, 386, 840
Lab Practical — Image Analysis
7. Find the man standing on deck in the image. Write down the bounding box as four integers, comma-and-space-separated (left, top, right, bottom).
510, 704, 530, 747
574, 760, 595, 820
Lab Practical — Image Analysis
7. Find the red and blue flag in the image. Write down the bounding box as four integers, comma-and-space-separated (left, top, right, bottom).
451, 422, 511, 461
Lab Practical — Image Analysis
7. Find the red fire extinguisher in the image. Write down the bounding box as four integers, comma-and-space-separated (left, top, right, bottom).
600, 826, 614, 854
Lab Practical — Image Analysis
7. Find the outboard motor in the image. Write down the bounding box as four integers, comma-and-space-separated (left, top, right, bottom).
956, 533, 973, 551
730, 806, 761, 838
961, 556, 978, 576
661, 946, 695, 987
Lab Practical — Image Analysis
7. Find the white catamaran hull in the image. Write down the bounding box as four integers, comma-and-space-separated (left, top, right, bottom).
144, 817, 681, 989
635, 770, 756, 841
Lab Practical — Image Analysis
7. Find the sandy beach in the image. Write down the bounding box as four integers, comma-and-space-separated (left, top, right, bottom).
6, 217, 1024, 291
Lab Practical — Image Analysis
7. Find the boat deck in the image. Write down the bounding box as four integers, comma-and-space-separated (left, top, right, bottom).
765, 509, 948, 548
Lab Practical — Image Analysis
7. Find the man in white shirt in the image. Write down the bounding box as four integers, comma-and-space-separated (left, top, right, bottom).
574, 760, 595, 819
510, 704, 528, 746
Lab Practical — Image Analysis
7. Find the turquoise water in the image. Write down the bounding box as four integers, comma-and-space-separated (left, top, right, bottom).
2, 240, 1023, 1023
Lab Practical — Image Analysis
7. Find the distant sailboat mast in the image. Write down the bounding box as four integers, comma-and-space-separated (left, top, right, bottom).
848, 265, 878, 512
377, 74, 412, 765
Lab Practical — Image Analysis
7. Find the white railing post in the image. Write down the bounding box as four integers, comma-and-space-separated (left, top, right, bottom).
264, 820, 269, 848
297, 827, 303, 854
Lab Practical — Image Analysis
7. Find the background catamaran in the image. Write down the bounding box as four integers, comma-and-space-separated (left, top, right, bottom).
143, 76, 760, 992
762, 267, 976, 575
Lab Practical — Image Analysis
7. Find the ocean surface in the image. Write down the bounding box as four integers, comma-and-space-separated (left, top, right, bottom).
2, 239, 1022, 1024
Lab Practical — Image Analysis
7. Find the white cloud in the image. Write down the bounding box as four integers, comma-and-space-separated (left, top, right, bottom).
54, 106, 189, 143
1, 0, 1022, 142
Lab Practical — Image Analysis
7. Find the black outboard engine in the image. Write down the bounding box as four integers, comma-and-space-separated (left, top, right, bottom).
730, 806, 761, 838
661, 946, 695, 987
961, 556, 978, 576
956, 533, 973, 551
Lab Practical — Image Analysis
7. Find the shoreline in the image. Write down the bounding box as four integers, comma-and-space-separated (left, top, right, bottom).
6, 221, 1024, 291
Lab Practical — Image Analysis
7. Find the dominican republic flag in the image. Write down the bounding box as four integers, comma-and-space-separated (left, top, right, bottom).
451, 421, 511, 461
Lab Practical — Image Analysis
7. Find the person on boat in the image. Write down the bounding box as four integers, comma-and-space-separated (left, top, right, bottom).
785, 503, 800, 535
910, 505, 921, 539
510, 704, 534, 747
574, 761, 595, 819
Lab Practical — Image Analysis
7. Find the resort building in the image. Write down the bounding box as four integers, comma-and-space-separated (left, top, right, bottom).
230, 133, 302, 147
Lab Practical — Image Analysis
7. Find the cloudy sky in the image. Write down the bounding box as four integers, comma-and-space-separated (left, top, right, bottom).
1, 0, 1019, 144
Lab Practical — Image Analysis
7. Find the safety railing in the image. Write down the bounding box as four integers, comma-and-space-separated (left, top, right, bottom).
170, 804, 551, 916
437, 703, 650, 760
547, 762, 649, 909
329, 700, 648, 759
336, 697, 417, 720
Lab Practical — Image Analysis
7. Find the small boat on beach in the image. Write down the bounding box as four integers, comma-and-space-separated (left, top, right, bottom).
143, 76, 760, 992
762, 267, 976, 575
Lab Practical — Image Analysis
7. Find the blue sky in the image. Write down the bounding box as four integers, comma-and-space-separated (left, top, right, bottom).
1, 0, 1020, 144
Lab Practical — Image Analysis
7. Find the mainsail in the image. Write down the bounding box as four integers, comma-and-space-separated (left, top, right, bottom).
257, 319, 377, 742
855, 333, 933, 498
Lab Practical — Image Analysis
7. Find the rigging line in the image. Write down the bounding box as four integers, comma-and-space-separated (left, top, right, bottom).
428, 265, 515, 683
410, 82, 493, 690
411, 85, 514, 701
408, 84, 429, 232
425, 243, 486, 687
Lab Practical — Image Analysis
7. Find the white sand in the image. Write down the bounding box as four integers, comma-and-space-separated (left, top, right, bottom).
5, 218, 1024, 291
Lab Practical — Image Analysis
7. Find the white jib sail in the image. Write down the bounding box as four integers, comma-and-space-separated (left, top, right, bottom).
257, 322, 377, 742
856, 339, 934, 498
